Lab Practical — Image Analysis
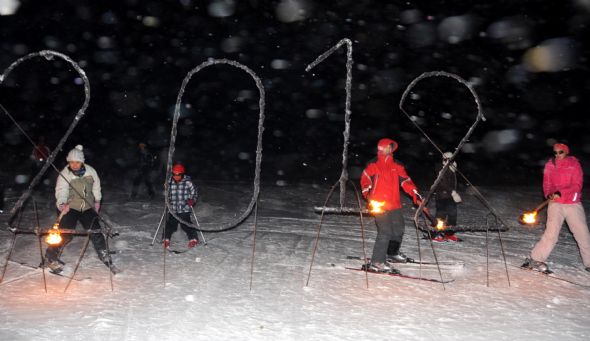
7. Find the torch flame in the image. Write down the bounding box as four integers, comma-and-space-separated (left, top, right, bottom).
45, 223, 63, 245
436, 218, 446, 231
522, 211, 538, 225
369, 200, 386, 214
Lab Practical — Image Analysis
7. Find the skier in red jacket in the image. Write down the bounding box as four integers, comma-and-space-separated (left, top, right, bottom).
523, 143, 590, 273
360, 138, 422, 272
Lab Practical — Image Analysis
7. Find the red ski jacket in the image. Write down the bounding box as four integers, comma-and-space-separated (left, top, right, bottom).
360, 138, 418, 211
543, 156, 583, 204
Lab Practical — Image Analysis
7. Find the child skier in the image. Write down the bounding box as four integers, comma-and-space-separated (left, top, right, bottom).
164, 164, 199, 249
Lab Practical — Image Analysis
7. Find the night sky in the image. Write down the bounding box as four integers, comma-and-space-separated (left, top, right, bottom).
1, 0, 590, 190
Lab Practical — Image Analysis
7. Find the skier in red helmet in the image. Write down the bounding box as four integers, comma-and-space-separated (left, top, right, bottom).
164, 164, 199, 249
360, 138, 422, 273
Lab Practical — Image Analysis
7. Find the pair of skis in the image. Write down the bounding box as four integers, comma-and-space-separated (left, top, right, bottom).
345, 256, 460, 284
513, 264, 590, 289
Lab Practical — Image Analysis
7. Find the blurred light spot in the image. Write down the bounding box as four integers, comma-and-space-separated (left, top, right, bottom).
574, 0, 590, 12
438, 15, 476, 44
43, 36, 60, 49
12, 44, 27, 55
277, 170, 285, 176
15, 174, 29, 184
270, 59, 291, 70
221, 36, 243, 53
236, 89, 254, 102
142, 16, 160, 27
487, 16, 532, 50
273, 130, 284, 137
275, 0, 310, 23
0, 0, 20, 15
400, 9, 422, 25
305, 109, 324, 119
523, 38, 577, 72
208, 0, 235, 18
238, 152, 250, 160
406, 22, 436, 48
101, 11, 118, 24
97, 36, 114, 49
482, 129, 521, 152
441, 112, 452, 119
276, 180, 287, 186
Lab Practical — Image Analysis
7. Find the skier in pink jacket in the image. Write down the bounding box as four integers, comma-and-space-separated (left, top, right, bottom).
523, 143, 590, 273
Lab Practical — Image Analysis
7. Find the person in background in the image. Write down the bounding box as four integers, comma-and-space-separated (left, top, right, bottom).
431, 152, 462, 242
360, 138, 423, 273
523, 143, 590, 273
130, 142, 156, 199
164, 163, 199, 249
45, 145, 119, 274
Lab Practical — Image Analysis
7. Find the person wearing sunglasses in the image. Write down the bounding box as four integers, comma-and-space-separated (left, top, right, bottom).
164, 163, 199, 249
523, 143, 590, 273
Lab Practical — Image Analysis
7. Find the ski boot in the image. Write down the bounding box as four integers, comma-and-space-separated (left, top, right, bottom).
163, 239, 171, 249
386, 252, 414, 264
585, 266, 590, 273
522, 257, 550, 273
188, 239, 198, 248
98, 250, 121, 274
362, 261, 391, 273
46, 260, 64, 274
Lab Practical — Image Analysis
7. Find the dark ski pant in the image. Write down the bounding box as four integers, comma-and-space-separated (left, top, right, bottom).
435, 197, 457, 227
45, 208, 107, 262
164, 212, 198, 241
371, 209, 405, 263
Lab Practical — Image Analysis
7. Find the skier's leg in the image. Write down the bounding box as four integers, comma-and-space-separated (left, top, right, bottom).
178, 212, 198, 240
164, 213, 179, 241
80, 209, 109, 263
531, 202, 565, 262
371, 212, 394, 263
563, 203, 590, 267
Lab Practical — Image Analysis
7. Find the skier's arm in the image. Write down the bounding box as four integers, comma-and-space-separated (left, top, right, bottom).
556, 159, 583, 197
90, 167, 102, 203
360, 164, 376, 198
542, 162, 557, 198
55, 169, 70, 208
399, 166, 420, 204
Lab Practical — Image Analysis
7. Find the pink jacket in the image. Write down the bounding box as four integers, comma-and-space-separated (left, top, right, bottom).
543, 156, 583, 204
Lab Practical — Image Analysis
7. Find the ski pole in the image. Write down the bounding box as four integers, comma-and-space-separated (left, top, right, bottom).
190, 206, 207, 245
151, 206, 167, 246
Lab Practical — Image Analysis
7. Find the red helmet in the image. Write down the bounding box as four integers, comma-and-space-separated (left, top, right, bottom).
172, 164, 185, 175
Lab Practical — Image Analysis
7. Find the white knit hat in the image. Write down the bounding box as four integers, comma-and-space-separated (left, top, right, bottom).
66, 145, 85, 162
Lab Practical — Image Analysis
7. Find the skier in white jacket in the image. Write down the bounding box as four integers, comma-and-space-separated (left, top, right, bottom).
45, 145, 117, 273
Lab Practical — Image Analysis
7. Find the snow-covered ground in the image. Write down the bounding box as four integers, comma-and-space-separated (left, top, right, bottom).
1, 182, 590, 341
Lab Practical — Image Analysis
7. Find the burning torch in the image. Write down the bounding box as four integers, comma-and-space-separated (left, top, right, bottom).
518, 199, 550, 227
45, 210, 66, 246
368, 200, 385, 214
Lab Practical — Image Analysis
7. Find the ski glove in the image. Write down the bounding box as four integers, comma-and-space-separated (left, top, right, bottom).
94, 202, 101, 213
58, 203, 70, 214
547, 191, 561, 200
186, 199, 195, 207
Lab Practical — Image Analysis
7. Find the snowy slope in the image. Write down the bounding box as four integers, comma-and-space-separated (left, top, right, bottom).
1, 183, 590, 341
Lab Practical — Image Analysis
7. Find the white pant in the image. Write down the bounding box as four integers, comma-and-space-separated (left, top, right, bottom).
531, 202, 590, 267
